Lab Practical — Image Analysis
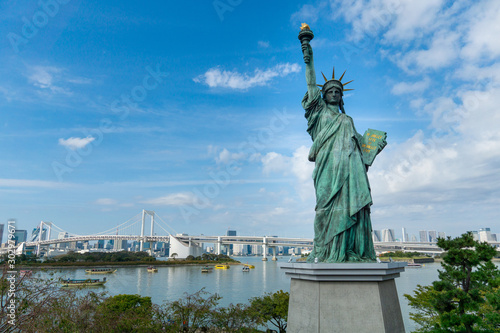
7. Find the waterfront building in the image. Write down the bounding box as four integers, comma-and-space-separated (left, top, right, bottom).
232, 243, 248, 256
381, 229, 395, 242
428, 230, 438, 243
13, 229, 27, 245
114, 239, 128, 250
226, 229, 236, 255
419, 230, 428, 242
372, 230, 381, 242
479, 228, 496, 242
58, 232, 69, 249
402, 227, 408, 242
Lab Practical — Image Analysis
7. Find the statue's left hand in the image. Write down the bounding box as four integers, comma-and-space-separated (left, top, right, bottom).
377, 139, 387, 154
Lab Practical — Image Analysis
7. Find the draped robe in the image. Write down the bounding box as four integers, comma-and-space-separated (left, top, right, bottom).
303, 87, 376, 262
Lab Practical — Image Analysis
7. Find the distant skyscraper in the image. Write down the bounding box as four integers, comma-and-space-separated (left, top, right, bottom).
410, 234, 418, 242
428, 231, 438, 243
0, 224, 4, 245
419, 230, 428, 242
470, 231, 479, 241
438, 232, 446, 239
13, 230, 27, 245
479, 228, 495, 242
226, 229, 236, 255
372, 230, 381, 242
381, 229, 395, 242
97, 240, 105, 249
58, 232, 69, 249
402, 228, 408, 242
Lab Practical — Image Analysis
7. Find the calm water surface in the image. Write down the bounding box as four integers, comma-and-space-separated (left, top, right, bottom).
39, 258, 498, 332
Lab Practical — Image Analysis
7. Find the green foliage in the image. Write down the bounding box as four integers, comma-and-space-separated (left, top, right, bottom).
158, 288, 220, 332
96, 294, 155, 332
0, 270, 287, 332
405, 232, 500, 332
380, 251, 430, 258
249, 290, 289, 333
52, 251, 153, 263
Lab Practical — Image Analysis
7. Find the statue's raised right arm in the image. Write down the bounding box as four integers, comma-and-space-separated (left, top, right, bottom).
301, 41, 317, 101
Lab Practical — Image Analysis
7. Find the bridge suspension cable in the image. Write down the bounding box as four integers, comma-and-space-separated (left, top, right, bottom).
91, 212, 143, 236
154, 213, 177, 236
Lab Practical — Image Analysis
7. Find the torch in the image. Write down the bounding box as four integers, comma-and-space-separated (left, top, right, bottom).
298, 23, 314, 63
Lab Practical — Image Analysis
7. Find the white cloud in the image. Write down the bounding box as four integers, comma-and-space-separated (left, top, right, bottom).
261, 146, 314, 200
291, 3, 327, 25
58, 136, 95, 150
391, 78, 430, 95
461, 0, 500, 61
258, 41, 270, 48
0, 178, 68, 188
216, 148, 246, 164
395, 31, 460, 72
95, 198, 118, 205
194, 63, 301, 90
326, 0, 447, 43
142, 192, 205, 206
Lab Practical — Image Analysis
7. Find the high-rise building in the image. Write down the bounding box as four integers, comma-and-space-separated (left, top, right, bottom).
0, 223, 4, 245
13, 230, 27, 245
438, 232, 446, 239
470, 231, 479, 241
58, 232, 69, 248
226, 229, 236, 255
381, 229, 395, 242
479, 228, 495, 242
410, 234, 418, 242
97, 240, 105, 249
372, 230, 381, 242
402, 228, 408, 242
419, 230, 428, 242
428, 231, 438, 243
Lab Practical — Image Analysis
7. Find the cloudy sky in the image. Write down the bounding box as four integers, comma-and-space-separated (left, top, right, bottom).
1, 0, 499, 242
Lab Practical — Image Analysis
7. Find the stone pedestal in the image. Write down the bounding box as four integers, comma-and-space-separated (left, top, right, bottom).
280, 262, 406, 333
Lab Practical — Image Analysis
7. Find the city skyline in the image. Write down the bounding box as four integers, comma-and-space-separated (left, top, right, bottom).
2, 1, 500, 239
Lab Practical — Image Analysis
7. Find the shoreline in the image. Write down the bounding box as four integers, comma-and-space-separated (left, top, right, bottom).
6, 260, 242, 270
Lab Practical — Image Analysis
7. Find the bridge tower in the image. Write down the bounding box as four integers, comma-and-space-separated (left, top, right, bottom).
35, 221, 52, 256
140, 210, 155, 253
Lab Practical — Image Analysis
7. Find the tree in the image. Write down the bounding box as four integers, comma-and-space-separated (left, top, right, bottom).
96, 294, 156, 332
158, 288, 221, 332
405, 232, 500, 332
249, 290, 289, 333
211, 303, 259, 332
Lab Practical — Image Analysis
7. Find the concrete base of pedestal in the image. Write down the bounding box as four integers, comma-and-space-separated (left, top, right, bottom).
280, 262, 406, 333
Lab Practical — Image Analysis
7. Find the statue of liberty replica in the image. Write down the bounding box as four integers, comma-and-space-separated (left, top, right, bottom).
299, 24, 387, 263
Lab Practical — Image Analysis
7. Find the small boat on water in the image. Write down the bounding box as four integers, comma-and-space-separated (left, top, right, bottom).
147, 266, 158, 273
61, 277, 107, 287
243, 263, 255, 269
407, 263, 423, 268
242, 266, 250, 272
201, 266, 213, 273
215, 264, 230, 270
85, 268, 117, 274
20, 270, 32, 277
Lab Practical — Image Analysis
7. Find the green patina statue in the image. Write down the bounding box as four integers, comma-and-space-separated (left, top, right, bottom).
299, 24, 387, 263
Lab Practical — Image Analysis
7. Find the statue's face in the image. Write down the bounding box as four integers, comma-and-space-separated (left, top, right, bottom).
324, 87, 341, 105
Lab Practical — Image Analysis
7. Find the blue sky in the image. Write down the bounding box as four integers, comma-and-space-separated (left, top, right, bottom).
1, 0, 500, 241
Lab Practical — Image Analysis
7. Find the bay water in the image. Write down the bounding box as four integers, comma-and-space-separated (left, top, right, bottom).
39, 257, 475, 332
